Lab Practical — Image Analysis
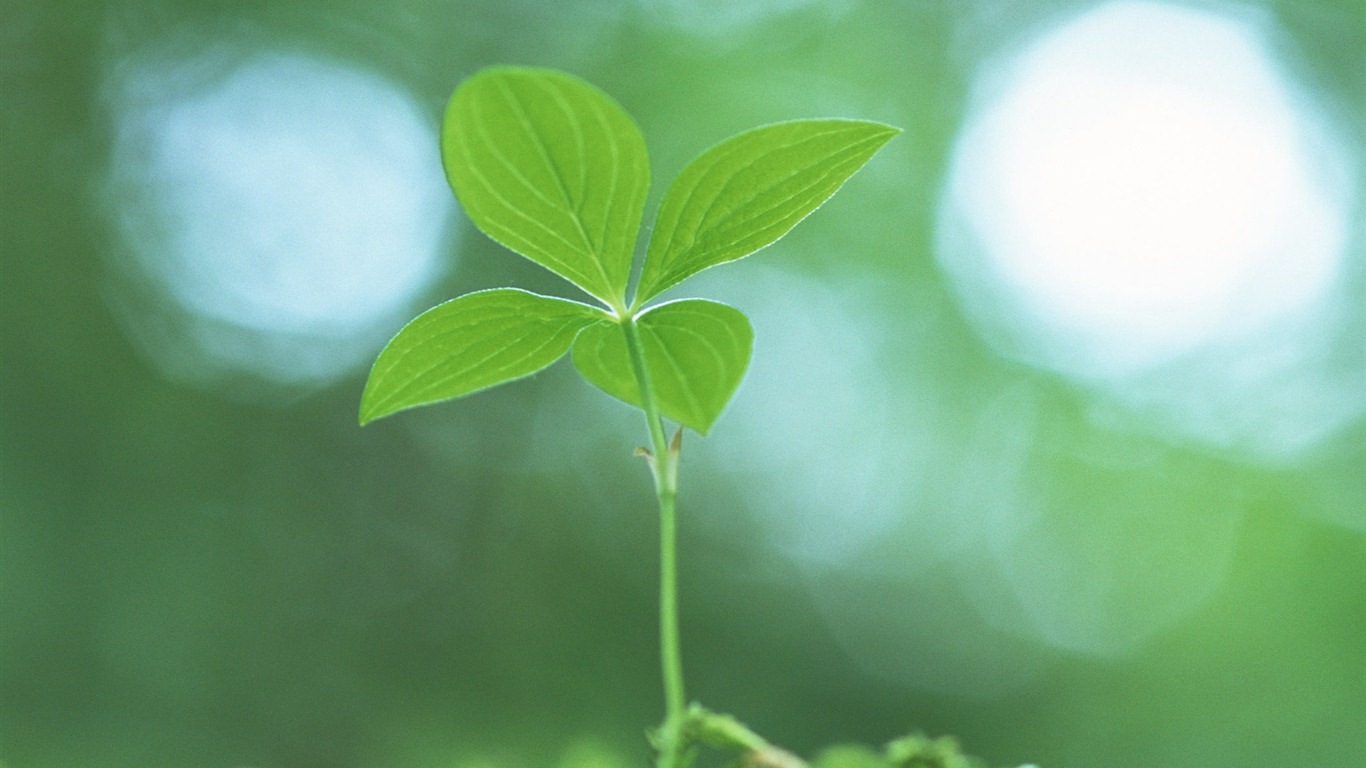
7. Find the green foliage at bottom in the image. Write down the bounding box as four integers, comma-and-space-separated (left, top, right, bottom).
810, 733, 1016, 768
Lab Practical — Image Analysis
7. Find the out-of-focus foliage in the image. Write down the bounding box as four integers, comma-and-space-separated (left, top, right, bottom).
2, 1, 1364, 767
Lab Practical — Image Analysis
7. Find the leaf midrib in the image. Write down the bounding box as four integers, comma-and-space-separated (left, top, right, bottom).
496, 75, 620, 301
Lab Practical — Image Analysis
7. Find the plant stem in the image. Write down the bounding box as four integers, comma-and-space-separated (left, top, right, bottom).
621, 316, 688, 768
657, 471, 685, 753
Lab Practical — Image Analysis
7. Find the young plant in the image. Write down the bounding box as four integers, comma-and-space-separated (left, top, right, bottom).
360, 67, 1015, 768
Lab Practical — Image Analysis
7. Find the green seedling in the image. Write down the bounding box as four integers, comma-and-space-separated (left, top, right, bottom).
360, 67, 1016, 768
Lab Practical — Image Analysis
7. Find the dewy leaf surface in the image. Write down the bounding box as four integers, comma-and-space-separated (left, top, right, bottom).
360, 288, 601, 424
635, 119, 900, 302
572, 299, 753, 435
442, 67, 650, 306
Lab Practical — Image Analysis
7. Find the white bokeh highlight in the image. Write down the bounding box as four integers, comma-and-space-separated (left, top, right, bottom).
937, 0, 1361, 460
104, 49, 452, 390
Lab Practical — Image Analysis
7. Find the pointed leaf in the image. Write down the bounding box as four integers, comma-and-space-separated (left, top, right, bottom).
572, 299, 753, 435
635, 119, 900, 302
442, 67, 650, 305
360, 288, 601, 424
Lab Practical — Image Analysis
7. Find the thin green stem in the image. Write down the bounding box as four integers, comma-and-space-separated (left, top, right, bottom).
658, 475, 685, 722
622, 318, 672, 473
621, 316, 687, 768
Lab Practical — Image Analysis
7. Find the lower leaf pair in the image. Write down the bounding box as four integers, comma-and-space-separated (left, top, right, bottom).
358, 287, 751, 435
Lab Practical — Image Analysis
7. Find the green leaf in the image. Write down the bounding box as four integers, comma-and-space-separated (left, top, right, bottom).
810, 745, 893, 768
635, 119, 900, 303
360, 288, 601, 425
572, 300, 753, 435
442, 67, 650, 307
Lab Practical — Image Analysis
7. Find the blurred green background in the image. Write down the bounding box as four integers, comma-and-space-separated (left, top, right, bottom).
3, 1, 1364, 766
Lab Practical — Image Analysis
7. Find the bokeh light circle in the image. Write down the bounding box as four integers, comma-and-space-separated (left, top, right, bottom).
936, 0, 1361, 460
102, 46, 453, 393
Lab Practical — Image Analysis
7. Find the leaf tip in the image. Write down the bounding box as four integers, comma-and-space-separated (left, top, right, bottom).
866, 121, 904, 145
357, 397, 383, 427
357, 371, 388, 426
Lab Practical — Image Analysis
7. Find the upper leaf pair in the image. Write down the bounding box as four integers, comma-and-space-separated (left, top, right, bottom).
360, 67, 899, 431
443, 67, 900, 310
